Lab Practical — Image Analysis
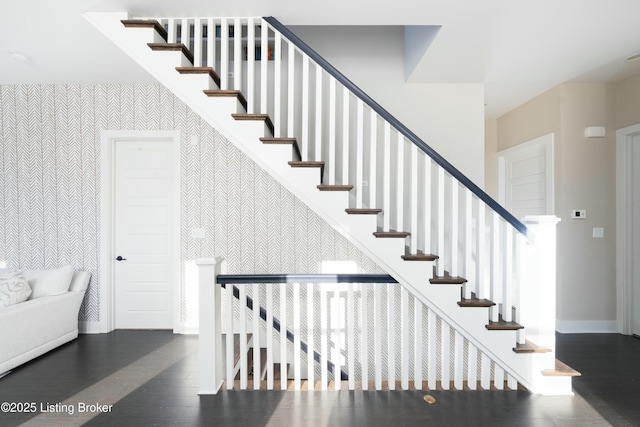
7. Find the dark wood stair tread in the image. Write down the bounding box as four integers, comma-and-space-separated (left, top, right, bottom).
231, 114, 274, 135
373, 231, 411, 238
513, 340, 551, 354
401, 251, 438, 261
430, 270, 467, 285
260, 137, 297, 144
121, 19, 167, 41
542, 359, 581, 377
204, 89, 247, 111
317, 184, 353, 191
177, 67, 221, 88
147, 43, 194, 64
288, 161, 324, 168
345, 208, 382, 214
458, 297, 495, 307
486, 319, 524, 330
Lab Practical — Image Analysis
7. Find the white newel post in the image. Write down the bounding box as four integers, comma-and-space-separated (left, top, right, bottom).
197, 257, 224, 394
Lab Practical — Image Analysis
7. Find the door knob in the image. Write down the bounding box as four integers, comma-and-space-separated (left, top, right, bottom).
115, 256, 127, 261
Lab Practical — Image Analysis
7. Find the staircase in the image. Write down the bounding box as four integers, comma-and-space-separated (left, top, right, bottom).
85, 12, 576, 394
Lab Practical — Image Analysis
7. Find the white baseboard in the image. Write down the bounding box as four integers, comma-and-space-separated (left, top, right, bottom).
556, 319, 618, 334
79, 321, 104, 334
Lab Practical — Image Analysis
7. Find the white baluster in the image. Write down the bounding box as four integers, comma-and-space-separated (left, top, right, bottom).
369, 109, 377, 208
361, 282, 368, 390
333, 283, 341, 390
414, 299, 423, 390
193, 19, 203, 67
342, 87, 350, 185
440, 321, 450, 390
422, 157, 432, 255
220, 19, 229, 90
307, 283, 315, 389
274, 32, 282, 137
347, 282, 355, 390
247, 18, 255, 113
233, 18, 241, 91
387, 283, 396, 390
239, 283, 248, 390
467, 342, 478, 390
410, 144, 418, 252
167, 18, 177, 44
494, 364, 505, 390
328, 77, 336, 185
280, 283, 287, 390
287, 41, 295, 137
225, 284, 234, 389
427, 308, 436, 390
396, 134, 404, 232
253, 283, 261, 390
181, 19, 189, 51
355, 99, 364, 209
477, 202, 486, 299
206, 18, 215, 71
293, 282, 301, 390
302, 56, 310, 160
374, 284, 382, 390
266, 284, 274, 389
504, 225, 514, 322
436, 168, 445, 277
480, 353, 490, 390
260, 22, 268, 114
464, 189, 473, 299
454, 330, 463, 390
450, 179, 459, 277
314, 66, 323, 162
383, 123, 391, 231
507, 373, 518, 390
320, 285, 328, 390
491, 211, 501, 322
401, 288, 409, 390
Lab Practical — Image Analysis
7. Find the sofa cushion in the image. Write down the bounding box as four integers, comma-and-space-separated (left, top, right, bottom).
0, 273, 32, 307
22, 265, 74, 299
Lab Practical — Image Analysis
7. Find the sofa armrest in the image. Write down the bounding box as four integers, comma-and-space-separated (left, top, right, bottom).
69, 271, 91, 293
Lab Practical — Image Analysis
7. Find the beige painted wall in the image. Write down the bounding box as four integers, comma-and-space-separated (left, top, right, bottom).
616, 73, 640, 129
484, 118, 498, 198
495, 83, 618, 330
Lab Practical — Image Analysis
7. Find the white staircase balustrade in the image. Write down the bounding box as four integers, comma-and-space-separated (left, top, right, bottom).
85, 12, 570, 394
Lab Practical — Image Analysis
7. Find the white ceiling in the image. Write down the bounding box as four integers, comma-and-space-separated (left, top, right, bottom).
2, 0, 640, 118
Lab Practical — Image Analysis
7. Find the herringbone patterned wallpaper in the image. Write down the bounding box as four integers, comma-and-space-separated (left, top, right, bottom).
0, 84, 382, 324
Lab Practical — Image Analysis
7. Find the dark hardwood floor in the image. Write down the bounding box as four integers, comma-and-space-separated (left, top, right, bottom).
0, 331, 638, 426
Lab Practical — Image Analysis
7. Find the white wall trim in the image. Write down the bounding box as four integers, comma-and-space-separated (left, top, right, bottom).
556, 320, 618, 334
100, 130, 181, 333
616, 123, 640, 335
79, 321, 103, 334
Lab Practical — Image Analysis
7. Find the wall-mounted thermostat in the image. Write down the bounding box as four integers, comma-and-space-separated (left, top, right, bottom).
572, 209, 586, 219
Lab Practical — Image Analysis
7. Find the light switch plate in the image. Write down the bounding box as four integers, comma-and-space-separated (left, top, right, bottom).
572, 209, 586, 219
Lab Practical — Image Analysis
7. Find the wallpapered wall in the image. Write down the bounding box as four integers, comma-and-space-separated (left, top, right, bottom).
0, 83, 382, 325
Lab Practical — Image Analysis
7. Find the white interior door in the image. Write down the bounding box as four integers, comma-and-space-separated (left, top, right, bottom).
114, 139, 176, 329
499, 133, 554, 218
632, 135, 640, 336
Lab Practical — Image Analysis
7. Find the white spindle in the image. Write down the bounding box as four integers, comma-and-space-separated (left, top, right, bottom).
450, 180, 459, 277
410, 144, 418, 252
504, 226, 514, 322
355, 100, 364, 209
507, 373, 518, 390
480, 353, 490, 390
422, 157, 432, 255
387, 283, 396, 390
464, 189, 473, 299
440, 321, 450, 390
266, 284, 274, 389
369, 109, 377, 208
320, 286, 328, 390
260, 23, 268, 114
206, 18, 215, 71
220, 19, 229, 90
293, 282, 301, 390
274, 32, 282, 137
328, 77, 336, 185
467, 342, 478, 390
247, 18, 255, 113
491, 212, 501, 322
342, 87, 350, 185
194, 19, 203, 67
477, 203, 486, 299
395, 135, 405, 232
436, 168, 445, 277
427, 309, 436, 390
414, 299, 423, 390
167, 19, 177, 43
181, 19, 189, 50
233, 18, 241, 91
307, 283, 315, 389
287, 41, 295, 137
239, 283, 248, 389
361, 283, 368, 390
401, 288, 409, 390
280, 283, 287, 390
374, 284, 382, 390
314, 66, 323, 162
454, 330, 463, 390
333, 284, 341, 390
494, 364, 505, 390
225, 284, 234, 389
383, 123, 391, 231
253, 283, 261, 390
302, 56, 310, 160
347, 282, 355, 390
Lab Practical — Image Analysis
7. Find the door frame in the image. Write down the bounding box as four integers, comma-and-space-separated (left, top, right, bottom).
616, 123, 640, 335
497, 132, 555, 216
100, 130, 181, 333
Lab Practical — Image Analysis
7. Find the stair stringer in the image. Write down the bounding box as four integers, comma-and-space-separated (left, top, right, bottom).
85, 12, 570, 395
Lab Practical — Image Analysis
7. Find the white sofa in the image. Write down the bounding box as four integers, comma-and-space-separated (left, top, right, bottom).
0, 267, 91, 375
